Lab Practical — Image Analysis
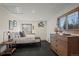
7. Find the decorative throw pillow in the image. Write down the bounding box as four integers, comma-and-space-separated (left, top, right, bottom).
19, 31, 25, 37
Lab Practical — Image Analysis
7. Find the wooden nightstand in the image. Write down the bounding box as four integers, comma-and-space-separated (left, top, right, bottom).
0, 41, 16, 56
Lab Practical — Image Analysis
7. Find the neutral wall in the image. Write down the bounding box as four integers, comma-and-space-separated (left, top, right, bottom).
47, 18, 57, 42
0, 6, 10, 43
0, 6, 10, 52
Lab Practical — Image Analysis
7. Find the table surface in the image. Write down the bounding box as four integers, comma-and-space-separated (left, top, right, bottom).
0, 41, 16, 45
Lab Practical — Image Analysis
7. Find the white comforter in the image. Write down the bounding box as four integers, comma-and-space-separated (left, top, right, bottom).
13, 35, 40, 44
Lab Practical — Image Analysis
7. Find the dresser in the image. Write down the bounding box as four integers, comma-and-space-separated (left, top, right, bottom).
50, 34, 79, 56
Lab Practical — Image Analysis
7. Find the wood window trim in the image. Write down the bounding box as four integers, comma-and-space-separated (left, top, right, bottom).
58, 7, 79, 19
57, 7, 79, 31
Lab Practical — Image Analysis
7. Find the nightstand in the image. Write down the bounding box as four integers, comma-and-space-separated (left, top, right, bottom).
0, 41, 16, 55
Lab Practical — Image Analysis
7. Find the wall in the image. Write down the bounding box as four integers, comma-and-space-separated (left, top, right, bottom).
47, 16, 57, 42
0, 6, 10, 43
0, 6, 10, 53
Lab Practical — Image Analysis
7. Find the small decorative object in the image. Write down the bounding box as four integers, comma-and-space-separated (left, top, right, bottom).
58, 28, 63, 33
9, 20, 13, 30
7, 31, 11, 40
54, 27, 58, 34
13, 20, 17, 27
58, 28, 64, 35
38, 21, 44, 27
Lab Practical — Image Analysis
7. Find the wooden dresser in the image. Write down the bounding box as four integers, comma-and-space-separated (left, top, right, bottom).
50, 34, 79, 56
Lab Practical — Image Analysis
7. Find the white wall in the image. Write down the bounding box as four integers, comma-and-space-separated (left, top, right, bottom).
0, 6, 10, 52
47, 16, 57, 42
0, 6, 10, 43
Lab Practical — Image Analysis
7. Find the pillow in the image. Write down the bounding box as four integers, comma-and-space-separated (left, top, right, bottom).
19, 31, 25, 37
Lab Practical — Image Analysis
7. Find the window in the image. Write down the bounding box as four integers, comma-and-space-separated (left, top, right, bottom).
57, 7, 79, 30
67, 11, 79, 29
58, 16, 66, 30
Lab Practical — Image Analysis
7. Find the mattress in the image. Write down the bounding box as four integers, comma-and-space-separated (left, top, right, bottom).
13, 37, 40, 44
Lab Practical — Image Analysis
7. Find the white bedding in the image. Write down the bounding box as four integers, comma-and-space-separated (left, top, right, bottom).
14, 38, 40, 44
13, 35, 40, 44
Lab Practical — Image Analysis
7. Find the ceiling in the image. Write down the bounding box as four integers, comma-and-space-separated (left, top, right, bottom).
0, 3, 79, 21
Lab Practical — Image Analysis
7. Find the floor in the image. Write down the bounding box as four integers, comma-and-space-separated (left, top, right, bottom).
12, 40, 58, 56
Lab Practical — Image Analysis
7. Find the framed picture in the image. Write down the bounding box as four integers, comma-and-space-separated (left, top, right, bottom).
9, 20, 13, 30
38, 21, 44, 27
13, 20, 17, 27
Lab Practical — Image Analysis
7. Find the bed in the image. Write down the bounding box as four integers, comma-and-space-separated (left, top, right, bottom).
12, 33, 41, 44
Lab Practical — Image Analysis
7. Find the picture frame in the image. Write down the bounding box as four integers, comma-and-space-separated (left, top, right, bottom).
9, 20, 13, 30
13, 20, 17, 27
38, 21, 44, 27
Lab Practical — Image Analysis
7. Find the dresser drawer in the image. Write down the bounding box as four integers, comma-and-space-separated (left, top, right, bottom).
50, 44, 57, 53
57, 45, 67, 56
58, 40, 67, 48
